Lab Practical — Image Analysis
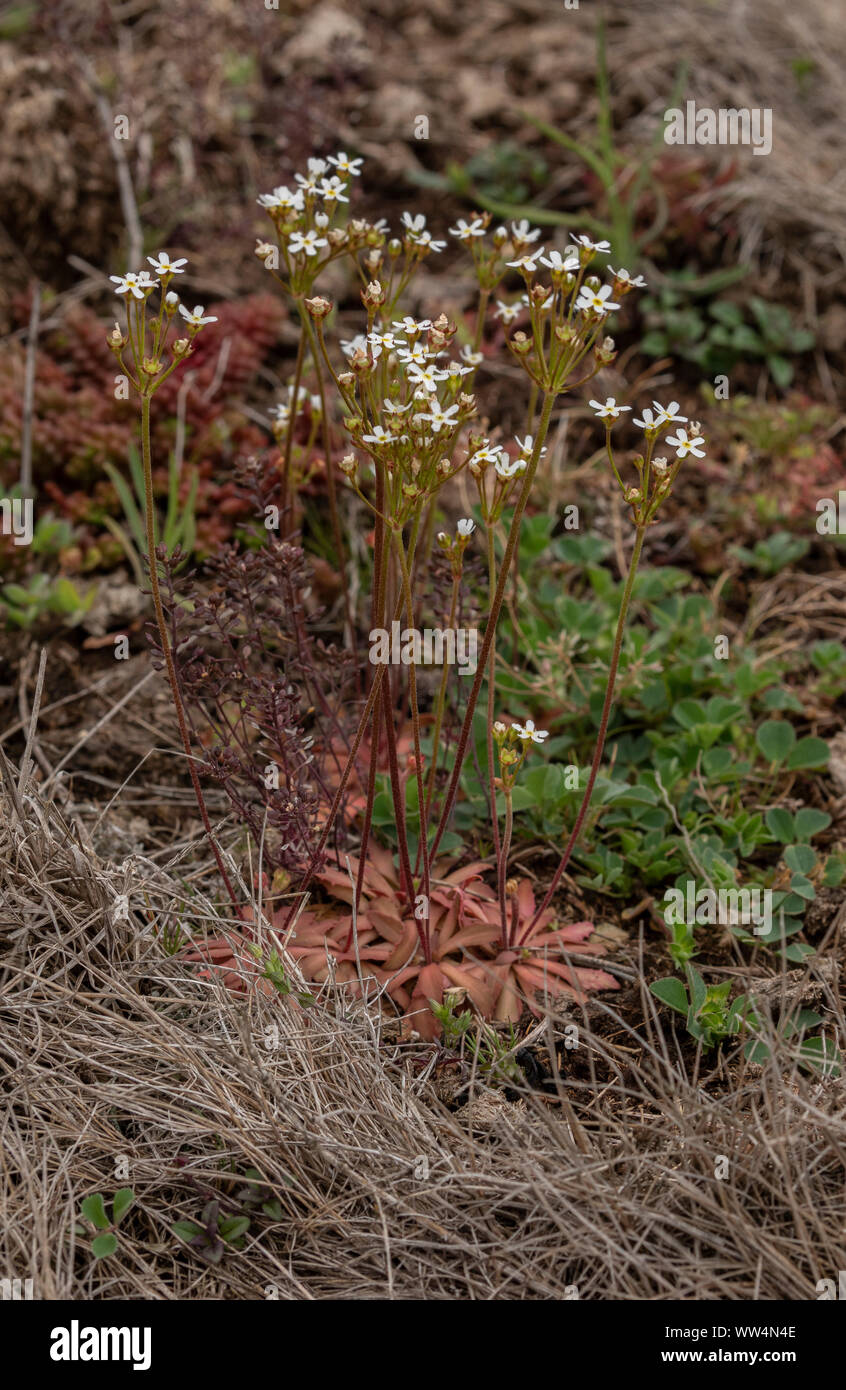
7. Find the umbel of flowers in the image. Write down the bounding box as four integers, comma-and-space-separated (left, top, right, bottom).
109, 151, 706, 1027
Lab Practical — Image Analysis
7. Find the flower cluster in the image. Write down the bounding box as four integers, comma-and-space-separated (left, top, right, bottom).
589, 396, 708, 523
492, 717, 550, 790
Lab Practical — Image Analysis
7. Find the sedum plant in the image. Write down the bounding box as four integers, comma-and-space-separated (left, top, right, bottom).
110, 152, 706, 1030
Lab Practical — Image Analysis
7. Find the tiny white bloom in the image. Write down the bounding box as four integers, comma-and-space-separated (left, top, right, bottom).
178, 303, 218, 326
419, 400, 459, 433
396, 342, 434, 366
383, 398, 412, 414
328, 151, 363, 177
495, 300, 522, 324
287, 229, 328, 257
576, 284, 619, 316
401, 211, 427, 236
665, 427, 706, 460
362, 424, 396, 446
446, 361, 472, 379
511, 219, 542, 244
609, 265, 647, 288
539, 249, 579, 274
457, 518, 476, 536
392, 316, 432, 335
449, 217, 486, 241
573, 234, 612, 253
651, 399, 687, 426
341, 333, 367, 358
495, 454, 527, 479
512, 718, 549, 744
633, 407, 659, 431
148, 251, 187, 276
110, 271, 153, 300
295, 157, 329, 191
257, 185, 304, 212
589, 397, 631, 420
407, 363, 448, 392
367, 330, 404, 359
459, 344, 483, 367
165, 290, 179, 306
469, 443, 506, 468
413, 230, 446, 253
515, 434, 545, 460
507, 250, 545, 272
318, 175, 349, 203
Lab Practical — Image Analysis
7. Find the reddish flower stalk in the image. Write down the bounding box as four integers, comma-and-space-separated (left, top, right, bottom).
519, 523, 647, 941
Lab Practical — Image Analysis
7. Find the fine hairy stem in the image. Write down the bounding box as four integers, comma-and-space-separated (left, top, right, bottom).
520, 523, 646, 940
428, 390, 556, 862
140, 395, 239, 907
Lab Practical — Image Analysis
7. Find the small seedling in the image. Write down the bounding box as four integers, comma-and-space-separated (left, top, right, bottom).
75, 1188, 134, 1260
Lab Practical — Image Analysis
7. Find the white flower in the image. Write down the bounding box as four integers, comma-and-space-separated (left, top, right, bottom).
396, 342, 434, 366
459, 344, 483, 367
539, 249, 579, 274
295, 157, 329, 190
318, 175, 349, 203
495, 300, 522, 324
341, 333, 367, 358
178, 303, 218, 326
651, 399, 687, 426
633, 407, 660, 431
576, 284, 619, 316
392, 316, 432, 335
413, 230, 446, 253
110, 271, 153, 300
446, 361, 472, 380
257, 185, 304, 212
314, 211, 329, 229
449, 217, 486, 241
515, 434, 545, 460
457, 518, 476, 536
469, 443, 506, 468
407, 363, 448, 392
328, 151, 363, 177
665, 427, 706, 460
362, 424, 397, 446
511, 219, 542, 244
383, 398, 412, 414
590, 397, 631, 420
418, 400, 459, 433
271, 403, 291, 426
165, 291, 179, 306
573, 234, 612, 253
609, 266, 647, 288
512, 719, 549, 744
147, 252, 187, 276
506, 250, 545, 272
401, 211, 427, 236
495, 454, 527, 479
367, 330, 404, 359
287, 229, 328, 257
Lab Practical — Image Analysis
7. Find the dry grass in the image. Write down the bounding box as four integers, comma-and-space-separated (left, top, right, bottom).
1, 744, 845, 1300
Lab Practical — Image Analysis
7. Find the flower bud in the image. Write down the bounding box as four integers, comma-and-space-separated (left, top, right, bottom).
362, 280, 385, 307
304, 295, 332, 319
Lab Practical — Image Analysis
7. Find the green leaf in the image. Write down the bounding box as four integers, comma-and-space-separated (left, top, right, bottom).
784, 844, 816, 874
789, 873, 816, 900
756, 721, 796, 764
650, 977, 689, 1015
786, 738, 829, 771
112, 1187, 134, 1224
171, 1220, 204, 1241
81, 1193, 110, 1230
765, 807, 795, 842
793, 808, 831, 839
91, 1232, 118, 1259
218, 1216, 250, 1242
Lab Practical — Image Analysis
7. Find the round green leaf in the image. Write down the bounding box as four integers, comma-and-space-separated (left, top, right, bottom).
784, 844, 816, 874
756, 720, 796, 764
650, 977, 689, 1015
91, 1232, 118, 1259
765, 807, 795, 842
794, 808, 831, 839
786, 738, 830, 771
